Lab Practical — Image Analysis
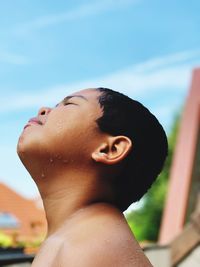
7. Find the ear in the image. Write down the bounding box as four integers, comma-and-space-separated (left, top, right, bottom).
91, 136, 132, 165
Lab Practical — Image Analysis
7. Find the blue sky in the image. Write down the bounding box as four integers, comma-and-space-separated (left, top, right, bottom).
0, 0, 200, 202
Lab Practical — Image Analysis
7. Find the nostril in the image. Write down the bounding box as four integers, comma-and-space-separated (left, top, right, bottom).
38, 107, 51, 116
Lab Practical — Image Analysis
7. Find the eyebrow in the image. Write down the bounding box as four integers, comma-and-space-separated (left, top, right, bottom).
63, 95, 88, 102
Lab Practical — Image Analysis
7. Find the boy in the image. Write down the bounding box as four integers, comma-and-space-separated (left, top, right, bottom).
17, 87, 168, 266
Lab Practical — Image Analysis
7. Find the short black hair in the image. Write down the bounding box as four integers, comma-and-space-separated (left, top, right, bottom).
96, 87, 168, 212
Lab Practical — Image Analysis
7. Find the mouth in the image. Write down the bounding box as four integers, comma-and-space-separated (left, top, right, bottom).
24, 118, 43, 129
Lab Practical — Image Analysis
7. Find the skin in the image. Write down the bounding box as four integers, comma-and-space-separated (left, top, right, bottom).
17, 88, 153, 267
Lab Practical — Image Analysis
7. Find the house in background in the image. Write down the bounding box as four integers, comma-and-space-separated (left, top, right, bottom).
0, 182, 46, 243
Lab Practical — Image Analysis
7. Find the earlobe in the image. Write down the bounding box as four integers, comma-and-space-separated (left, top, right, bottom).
91, 136, 132, 165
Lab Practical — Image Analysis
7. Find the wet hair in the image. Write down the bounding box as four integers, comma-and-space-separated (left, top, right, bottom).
96, 87, 168, 212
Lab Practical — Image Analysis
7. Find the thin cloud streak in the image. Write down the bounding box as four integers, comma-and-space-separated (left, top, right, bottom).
14, 0, 140, 34
129, 49, 200, 73
0, 49, 199, 113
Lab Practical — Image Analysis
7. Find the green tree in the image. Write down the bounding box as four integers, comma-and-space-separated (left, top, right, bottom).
125, 114, 180, 242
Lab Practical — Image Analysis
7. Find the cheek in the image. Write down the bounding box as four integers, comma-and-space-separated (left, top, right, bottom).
42, 117, 95, 158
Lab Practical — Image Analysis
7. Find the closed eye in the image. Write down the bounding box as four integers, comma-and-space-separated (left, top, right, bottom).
54, 102, 78, 108
63, 102, 78, 106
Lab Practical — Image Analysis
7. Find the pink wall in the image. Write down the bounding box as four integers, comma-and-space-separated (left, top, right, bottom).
159, 68, 200, 244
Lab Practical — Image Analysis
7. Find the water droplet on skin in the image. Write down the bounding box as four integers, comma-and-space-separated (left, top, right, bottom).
41, 173, 45, 178
54, 154, 62, 160
49, 158, 53, 163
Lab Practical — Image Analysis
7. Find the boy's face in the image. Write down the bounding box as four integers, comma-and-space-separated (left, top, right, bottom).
17, 88, 103, 165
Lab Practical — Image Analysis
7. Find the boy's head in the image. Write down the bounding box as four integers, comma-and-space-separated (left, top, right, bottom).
96, 88, 168, 211
17, 87, 168, 212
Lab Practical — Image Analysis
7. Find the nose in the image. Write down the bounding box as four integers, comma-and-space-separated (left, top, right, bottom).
38, 107, 52, 116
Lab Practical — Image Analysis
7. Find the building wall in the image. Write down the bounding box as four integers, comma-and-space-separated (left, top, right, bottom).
144, 246, 170, 267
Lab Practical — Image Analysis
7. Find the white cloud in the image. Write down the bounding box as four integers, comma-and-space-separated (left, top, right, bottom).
127, 49, 200, 73
14, 0, 140, 34
0, 49, 199, 113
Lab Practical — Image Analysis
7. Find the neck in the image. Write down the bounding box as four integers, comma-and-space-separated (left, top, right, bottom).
34, 168, 113, 237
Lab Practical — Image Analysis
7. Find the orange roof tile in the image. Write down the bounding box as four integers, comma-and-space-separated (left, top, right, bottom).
0, 182, 47, 239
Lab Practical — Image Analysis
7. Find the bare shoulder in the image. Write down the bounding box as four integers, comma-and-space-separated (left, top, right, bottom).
59, 206, 153, 267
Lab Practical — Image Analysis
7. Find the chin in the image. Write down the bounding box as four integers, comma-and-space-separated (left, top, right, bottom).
17, 132, 25, 153
17, 131, 39, 159
17, 134, 29, 162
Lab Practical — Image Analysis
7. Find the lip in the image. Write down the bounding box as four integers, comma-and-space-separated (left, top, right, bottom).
24, 118, 43, 130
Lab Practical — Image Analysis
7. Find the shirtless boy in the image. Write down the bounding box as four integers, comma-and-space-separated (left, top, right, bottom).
17, 87, 168, 266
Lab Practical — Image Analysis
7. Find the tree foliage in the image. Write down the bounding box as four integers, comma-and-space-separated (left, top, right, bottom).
0, 232, 12, 248
125, 114, 180, 242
